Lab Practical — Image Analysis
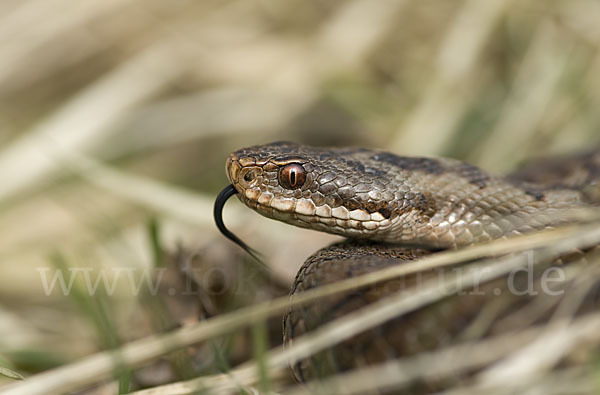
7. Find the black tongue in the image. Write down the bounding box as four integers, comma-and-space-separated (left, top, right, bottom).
214, 184, 263, 263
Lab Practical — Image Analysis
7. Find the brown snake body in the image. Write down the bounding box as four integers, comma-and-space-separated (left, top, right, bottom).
215, 142, 600, 387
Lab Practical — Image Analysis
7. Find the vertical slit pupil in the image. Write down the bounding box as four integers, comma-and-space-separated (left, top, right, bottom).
290, 170, 296, 185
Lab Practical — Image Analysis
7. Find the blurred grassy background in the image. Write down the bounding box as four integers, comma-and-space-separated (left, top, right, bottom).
1, 0, 600, 393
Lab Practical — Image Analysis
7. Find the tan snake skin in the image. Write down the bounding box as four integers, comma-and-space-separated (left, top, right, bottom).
223, 142, 600, 387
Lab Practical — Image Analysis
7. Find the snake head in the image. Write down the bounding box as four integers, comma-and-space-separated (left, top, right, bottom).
220, 142, 597, 251
225, 142, 406, 241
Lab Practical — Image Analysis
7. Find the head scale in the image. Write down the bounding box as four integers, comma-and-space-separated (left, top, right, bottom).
225, 141, 406, 240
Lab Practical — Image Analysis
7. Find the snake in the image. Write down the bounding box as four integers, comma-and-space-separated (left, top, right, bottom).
214, 141, 600, 388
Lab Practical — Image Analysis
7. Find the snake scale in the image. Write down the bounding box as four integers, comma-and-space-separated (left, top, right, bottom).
215, 141, 600, 388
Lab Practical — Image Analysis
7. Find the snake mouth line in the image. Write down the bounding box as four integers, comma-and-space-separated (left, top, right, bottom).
239, 192, 393, 232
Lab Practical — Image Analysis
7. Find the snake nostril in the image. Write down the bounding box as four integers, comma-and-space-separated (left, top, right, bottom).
244, 171, 255, 182
240, 168, 261, 186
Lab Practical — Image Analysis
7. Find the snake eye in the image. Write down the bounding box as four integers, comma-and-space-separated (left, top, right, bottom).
279, 164, 306, 189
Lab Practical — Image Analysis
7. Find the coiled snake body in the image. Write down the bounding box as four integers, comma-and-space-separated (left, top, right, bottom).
215, 142, 600, 386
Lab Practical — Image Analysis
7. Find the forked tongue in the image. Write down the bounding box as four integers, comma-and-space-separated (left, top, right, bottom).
214, 184, 264, 264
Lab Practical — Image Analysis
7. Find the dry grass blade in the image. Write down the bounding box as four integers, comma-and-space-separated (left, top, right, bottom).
3, 222, 600, 395
392, 0, 515, 155
280, 314, 600, 395
262, 250, 548, 372
105, 88, 297, 158
0, 0, 136, 91
445, 368, 597, 395
0, 34, 187, 203
2, 1, 600, 394
476, 21, 570, 170
477, 303, 600, 385
60, 152, 226, 228
128, 225, 600, 395
0, 366, 24, 381
318, 0, 407, 68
